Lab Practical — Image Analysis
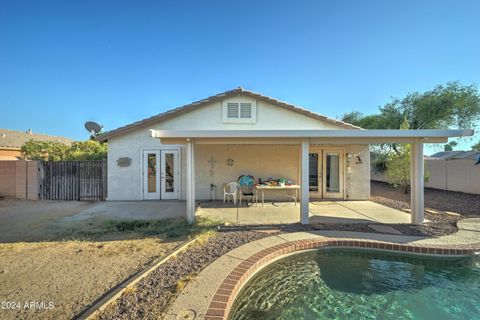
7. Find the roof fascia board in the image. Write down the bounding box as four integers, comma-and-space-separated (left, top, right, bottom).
151, 129, 473, 139
158, 137, 448, 145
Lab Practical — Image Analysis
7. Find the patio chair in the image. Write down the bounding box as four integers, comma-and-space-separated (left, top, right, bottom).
223, 182, 239, 205
238, 175, 258, 206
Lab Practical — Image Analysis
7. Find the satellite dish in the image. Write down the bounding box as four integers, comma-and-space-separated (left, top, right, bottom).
84, 121, 103, 136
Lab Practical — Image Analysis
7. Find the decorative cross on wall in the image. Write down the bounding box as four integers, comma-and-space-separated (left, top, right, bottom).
208, 157, 217, 177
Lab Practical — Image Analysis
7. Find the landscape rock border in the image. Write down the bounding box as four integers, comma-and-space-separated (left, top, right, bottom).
80, 238, 198, 320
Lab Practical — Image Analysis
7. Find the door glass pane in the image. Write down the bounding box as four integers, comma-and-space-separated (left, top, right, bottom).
147, 153, 157, 193
326, 153, 340, 192
165, 153, 174, 193
309, 153, 319, 192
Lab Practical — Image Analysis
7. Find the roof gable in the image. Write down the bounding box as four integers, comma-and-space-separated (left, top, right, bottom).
97, 87, 360, 141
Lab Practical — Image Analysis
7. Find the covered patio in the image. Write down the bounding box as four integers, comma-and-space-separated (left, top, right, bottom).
151, 129, 473, 225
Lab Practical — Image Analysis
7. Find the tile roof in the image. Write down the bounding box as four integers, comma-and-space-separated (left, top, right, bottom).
97, 87, 361, 141
429, 150, 480, 160
0, 128, 72, 149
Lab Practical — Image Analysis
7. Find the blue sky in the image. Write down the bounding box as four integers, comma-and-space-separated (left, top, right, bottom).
1, 0, 479, 154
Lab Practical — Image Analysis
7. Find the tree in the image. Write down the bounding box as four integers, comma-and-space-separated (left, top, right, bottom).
66, 140, 107, 160
385, 144, 411, 193
21, 140, 69, 161
383, 119, 429, 193
21, 140, 107, 161
444, 141, 458, 151
341, 82, 479, 189
472, 141, 480, 151
341, 82, 480, 131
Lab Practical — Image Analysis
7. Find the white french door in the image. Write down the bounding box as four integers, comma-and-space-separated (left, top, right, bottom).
160, 150, 179, 200
309, 150, 322, 198
143, 150, 160, 200
143, 149, 179, 200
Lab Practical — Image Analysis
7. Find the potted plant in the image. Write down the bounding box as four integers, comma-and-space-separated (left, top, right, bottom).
278, 178, 287, 187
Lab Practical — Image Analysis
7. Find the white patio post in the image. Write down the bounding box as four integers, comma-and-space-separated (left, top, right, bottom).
186, 139, 195, 224
410, 140, 424, 224
300, 139, 309, 224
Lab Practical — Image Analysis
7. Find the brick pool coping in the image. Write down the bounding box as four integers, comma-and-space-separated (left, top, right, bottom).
204, 238, 480, 320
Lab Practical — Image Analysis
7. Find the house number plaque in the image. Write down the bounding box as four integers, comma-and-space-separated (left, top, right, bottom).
117, 157, 132, 167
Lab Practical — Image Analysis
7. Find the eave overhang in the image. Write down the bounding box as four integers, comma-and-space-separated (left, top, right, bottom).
150, 129, 474, 145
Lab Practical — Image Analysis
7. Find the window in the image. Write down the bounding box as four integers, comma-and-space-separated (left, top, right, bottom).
223, 100, 256, 123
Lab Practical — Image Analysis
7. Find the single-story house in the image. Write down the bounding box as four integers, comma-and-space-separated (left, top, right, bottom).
97, 87, 473, 224
0, 128, 72, 160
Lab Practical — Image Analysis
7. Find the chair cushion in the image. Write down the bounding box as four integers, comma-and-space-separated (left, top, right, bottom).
238, 175, 255, 187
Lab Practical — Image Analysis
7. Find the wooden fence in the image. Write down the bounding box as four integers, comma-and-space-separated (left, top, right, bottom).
40, 160, 107, 201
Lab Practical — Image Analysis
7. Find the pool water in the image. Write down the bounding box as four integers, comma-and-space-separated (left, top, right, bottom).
229, 250, 480, 320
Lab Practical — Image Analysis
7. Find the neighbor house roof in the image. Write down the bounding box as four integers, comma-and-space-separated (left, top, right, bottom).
0, 128, 72, 150
429, 150, 480, 160
97, 87, 361, 142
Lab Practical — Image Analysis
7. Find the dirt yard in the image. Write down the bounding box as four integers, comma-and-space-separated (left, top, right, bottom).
0, 199, 206, 320
0, 198, 96, 242
0, 238, 181, 320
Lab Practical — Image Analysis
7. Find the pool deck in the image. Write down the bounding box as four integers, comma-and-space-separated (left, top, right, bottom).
165, 218, 480, 320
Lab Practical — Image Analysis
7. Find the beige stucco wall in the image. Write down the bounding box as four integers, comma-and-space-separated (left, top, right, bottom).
0, 161, 17, 197
0, 160, 39, 199
194, 144, 300, 200
106, 94, 369, 201
371, 158, 480, 195
345, 145, 370, 200
426, 159, 480, 194
425, 160, 447, 190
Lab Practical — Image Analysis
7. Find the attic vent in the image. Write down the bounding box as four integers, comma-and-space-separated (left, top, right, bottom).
227, 103, 239, 118
240, 103, 252, 118
223, 100, 257, 124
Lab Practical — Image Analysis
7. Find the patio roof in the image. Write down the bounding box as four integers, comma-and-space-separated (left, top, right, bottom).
151, 128, 474, 226
151, 129, 474, 144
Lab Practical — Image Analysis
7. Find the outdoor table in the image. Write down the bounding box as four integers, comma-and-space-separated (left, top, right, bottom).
254, 184, 300, 206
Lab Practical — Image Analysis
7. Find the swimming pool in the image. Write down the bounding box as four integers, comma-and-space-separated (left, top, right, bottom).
229, 250, 480, 319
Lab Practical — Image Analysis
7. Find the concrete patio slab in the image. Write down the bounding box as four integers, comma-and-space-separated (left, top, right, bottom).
196, 202, 300, 224
24, 199, 412, 229
198, 200, 411, 225
368, 224, 404, 235
61, 201, 186, 222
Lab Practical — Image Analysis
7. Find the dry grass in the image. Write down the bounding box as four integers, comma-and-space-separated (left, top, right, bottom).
0, 216, 222, 320
0, 238, 183, 320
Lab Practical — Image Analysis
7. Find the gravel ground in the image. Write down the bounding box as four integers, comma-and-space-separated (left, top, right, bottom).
371, 181, 480, 216
370, 181, 468, 236
96, 231, 269, 320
